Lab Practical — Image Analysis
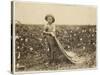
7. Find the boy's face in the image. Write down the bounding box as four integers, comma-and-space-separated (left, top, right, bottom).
47, 16, 53, 24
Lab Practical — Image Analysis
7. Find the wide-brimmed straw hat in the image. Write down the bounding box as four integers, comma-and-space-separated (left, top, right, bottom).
45, 14, 55, 23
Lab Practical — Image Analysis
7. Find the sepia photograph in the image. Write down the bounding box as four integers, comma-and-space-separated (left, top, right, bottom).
11, 1, 96, 74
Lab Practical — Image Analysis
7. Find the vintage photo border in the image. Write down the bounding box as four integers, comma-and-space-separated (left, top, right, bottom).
11, 1, 97, 74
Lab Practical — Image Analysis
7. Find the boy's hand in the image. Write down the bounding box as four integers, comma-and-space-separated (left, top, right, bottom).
51, 33, 55, 37
43, 31, 50, 35
43, 31, 55, 37
43, 31, 47, 35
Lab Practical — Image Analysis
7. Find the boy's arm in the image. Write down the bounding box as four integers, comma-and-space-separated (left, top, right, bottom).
43, 31, 52, 35
51, 24, 56, 37
43, 25, 51, 35
45, 25, 55, 37
43, 24, 55, 37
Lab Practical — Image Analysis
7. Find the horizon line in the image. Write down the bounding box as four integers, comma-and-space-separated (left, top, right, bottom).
15, 23, 96, 26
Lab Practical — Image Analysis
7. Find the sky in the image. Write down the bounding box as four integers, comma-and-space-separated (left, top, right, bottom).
15, 2, 96, 25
